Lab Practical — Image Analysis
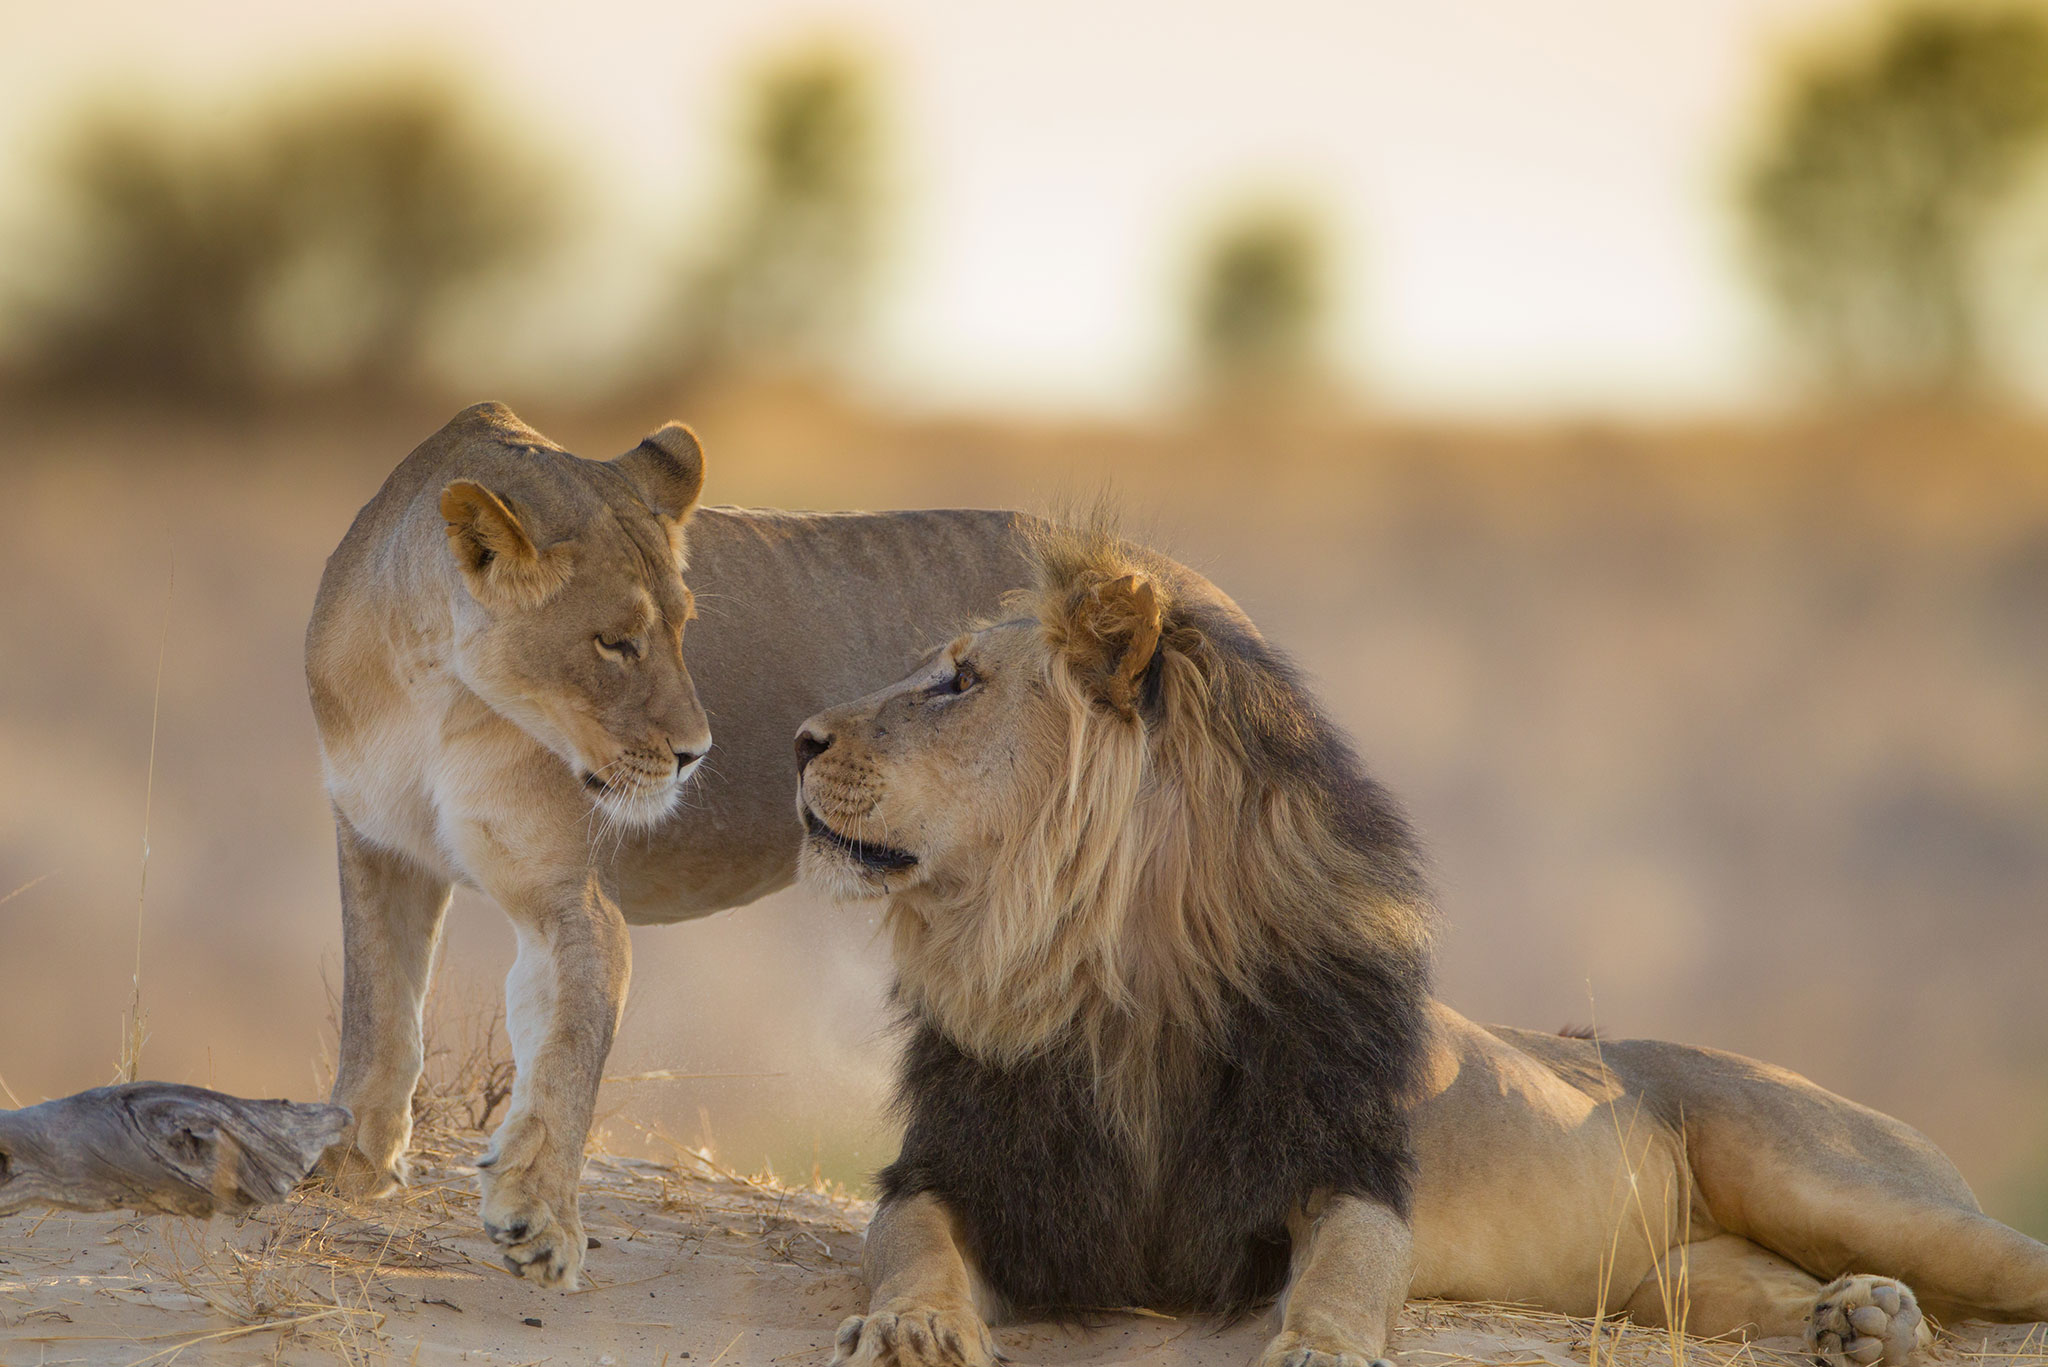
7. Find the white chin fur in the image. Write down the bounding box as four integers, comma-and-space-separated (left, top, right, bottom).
796, 841, 895, 902
587, 754, 703, 832
597, 781, 681, 831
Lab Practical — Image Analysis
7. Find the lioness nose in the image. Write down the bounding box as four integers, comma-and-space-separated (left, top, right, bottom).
794, 727, 832, 773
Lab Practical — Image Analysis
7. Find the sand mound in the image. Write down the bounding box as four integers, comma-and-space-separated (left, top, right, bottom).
5, 1130, 2047, 1365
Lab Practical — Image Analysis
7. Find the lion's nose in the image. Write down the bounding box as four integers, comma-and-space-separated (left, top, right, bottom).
794, 727, 832, 773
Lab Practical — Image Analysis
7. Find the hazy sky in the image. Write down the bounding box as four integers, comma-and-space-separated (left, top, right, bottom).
3, 0, 1865, 415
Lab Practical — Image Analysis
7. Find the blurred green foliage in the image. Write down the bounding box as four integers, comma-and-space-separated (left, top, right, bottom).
15, 73, 560, 399
1743, 3, 2048, 399
668, 44, 885, 378
1187, 201, 1331, 401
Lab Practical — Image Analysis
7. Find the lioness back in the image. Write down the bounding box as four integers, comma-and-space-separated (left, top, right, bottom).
611, 504, 1035, 913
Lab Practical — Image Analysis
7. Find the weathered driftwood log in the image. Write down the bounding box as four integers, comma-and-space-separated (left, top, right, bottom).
0, 1082, 349, 1218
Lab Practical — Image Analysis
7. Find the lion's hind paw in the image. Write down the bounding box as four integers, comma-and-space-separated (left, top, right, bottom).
1807, 1274, 1931, 1367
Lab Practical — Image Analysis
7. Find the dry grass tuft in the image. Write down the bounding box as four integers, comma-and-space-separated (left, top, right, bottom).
1400, 1298, 1805, 1367
407, 995, 518, 1162
119, 1204, 390, 1364
106, 990, 532, 1362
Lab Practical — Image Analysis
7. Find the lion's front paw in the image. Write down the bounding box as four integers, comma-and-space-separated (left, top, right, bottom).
1807, 1275, 1931, 1367
830, 1302, 998, 1367
480, 1177, 584, 1289
1255, 1330, 1394, 1367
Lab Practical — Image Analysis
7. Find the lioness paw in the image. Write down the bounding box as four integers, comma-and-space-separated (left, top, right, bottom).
314, 1142, 407, 1200
480, 1186, 584, 1289
312, 1099, 415, 1200
1807, 1274, 1930, 1367
830, 1303, 999, 1367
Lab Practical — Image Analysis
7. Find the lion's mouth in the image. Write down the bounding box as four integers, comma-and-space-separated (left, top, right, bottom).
803, 807, 918, 873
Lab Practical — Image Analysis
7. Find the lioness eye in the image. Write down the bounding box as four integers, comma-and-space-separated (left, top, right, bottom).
596, 634, 641, 659
949, 661, 978, 693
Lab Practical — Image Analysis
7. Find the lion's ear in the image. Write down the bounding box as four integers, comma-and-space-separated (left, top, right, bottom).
613, 422, 706, 522
1063, 572, 1163, 715
439, 481, 569, 607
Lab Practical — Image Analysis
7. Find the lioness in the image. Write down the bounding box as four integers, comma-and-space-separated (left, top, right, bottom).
793, 525, 2048, 1367
307, 402, 1030, 1286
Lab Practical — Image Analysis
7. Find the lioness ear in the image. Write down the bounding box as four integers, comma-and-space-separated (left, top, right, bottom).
613, 422, 706, 522
1063, 572, 1164, 715
440, 481, 570, 607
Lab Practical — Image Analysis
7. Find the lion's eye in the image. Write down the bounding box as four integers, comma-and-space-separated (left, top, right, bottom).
949, 661, 978, 694
596, 634, 642, 660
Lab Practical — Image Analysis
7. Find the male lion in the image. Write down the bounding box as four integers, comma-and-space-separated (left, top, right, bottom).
307, 402, 1030, 1286
793, 526, 2048, 1367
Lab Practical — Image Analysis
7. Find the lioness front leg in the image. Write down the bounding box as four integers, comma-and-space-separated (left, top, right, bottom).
324, 813, 452, 1197
835, 1192, 1000, 1367
1259, 1194, 1411, 1367
477, 872, 631, 1289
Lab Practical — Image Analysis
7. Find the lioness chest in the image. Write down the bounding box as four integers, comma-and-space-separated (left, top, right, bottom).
319, 645, 469, 881
320, 646, 549, 888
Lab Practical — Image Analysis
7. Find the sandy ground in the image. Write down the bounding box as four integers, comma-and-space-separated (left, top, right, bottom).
4, 404, 2048, 1364
6, 1132, 2048, 1367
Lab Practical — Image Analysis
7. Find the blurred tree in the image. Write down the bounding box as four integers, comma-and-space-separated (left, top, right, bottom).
18, 110, 289, 394
1742, 3, 2048, 399
1187, 200, 1332, 402
260, 77, 562, 389
14, 74, 560, 400
670, 44, 885, 377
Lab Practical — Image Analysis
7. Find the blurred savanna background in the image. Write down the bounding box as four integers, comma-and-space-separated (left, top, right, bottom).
3, 0, 2047, 1234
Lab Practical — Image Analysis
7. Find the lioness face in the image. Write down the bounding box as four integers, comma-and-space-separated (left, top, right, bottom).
794, 620, 1048, 899
441, 425, 714, 830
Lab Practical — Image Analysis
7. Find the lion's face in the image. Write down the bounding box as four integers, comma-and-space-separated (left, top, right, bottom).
441, 425, 713, 830
796, 567, 1165, 901
794, 619, 1051, 899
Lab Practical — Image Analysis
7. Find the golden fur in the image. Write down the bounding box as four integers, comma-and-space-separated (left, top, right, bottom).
798, 528, 2048, 1367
